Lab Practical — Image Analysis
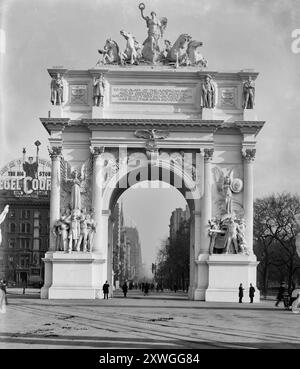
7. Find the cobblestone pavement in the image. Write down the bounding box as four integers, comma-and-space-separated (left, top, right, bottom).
0, 288, 299, 349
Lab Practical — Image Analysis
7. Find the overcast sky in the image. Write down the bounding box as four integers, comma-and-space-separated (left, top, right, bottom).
1, 0, 300, 270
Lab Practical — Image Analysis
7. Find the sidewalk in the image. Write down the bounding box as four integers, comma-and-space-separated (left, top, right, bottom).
1, 289, 299, 349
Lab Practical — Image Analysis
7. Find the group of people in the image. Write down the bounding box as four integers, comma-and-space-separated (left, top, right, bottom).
238, 283, 256, 303
53, 207, 96, 253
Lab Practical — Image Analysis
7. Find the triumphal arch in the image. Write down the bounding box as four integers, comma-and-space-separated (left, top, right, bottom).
40, 4, 264, 301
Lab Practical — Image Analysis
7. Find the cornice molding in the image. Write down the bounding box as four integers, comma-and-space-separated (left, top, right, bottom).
40, 118, 71, 134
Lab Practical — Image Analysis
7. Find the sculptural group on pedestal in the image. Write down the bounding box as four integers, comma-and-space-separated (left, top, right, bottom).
53, 207, 96, 253
208, 216, 250, 255
54, 164, 96, 253
96, 3, 207, 68
209, 165, 250, 255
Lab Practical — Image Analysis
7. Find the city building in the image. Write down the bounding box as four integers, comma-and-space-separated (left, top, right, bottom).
0, 145, 51, 286
112, 203, 142, 287
169, 206, 190, 243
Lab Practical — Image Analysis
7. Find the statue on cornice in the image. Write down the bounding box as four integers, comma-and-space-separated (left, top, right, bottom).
120, 30, 139, 65
93, 74, 105, 107
139, 3, 168, 63
97, 39, 120, 65
243, 76, 255, 109
50, 73, 64, 105
201, 75, 216, 108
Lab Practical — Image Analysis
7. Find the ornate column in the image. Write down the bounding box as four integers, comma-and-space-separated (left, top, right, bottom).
91, 146, 105, 253
242, 148, 256, 253
200, 148, 214, 253
48, 146, 62, 252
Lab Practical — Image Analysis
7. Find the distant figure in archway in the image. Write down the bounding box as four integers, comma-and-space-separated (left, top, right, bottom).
122, 282, 128, 297
102, 280, 110, 299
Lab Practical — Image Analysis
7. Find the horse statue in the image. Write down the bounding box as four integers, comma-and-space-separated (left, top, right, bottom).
97, 38, 120, 65
166, 33, 192, 65
186, 40, 207, 68
120, 30, 139, 65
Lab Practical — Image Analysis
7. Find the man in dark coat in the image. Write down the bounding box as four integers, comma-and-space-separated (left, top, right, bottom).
249, 283, 255, 303
239, 283, 244, 303
102, 280, 109, 299
122, 282, 128, 297
275, 283, 286, 306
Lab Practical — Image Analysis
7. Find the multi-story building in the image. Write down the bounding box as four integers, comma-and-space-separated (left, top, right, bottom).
112, 203, 142, 287
0, 150, 51, 286
169, 205, 190, 242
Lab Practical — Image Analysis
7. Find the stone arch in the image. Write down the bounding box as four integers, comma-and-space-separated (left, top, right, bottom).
98, 157, 202, 299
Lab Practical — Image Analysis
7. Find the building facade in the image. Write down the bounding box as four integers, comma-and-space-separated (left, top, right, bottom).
0, 154, 51, 286
112, 203, 142, 287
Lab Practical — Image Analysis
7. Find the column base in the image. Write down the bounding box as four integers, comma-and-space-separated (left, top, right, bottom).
41, 251, 106, 299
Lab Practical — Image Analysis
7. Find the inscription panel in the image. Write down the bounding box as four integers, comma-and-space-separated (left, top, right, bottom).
69, 84, 88, 105
219, 87, 237, 108
111, 85, 194, 104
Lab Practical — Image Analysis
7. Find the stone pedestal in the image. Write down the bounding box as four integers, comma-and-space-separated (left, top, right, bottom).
243, 109, 257, 121
193, 254, 209, 300
205, 254, 260, 302
92, 106, 104, 118
50, 105, 64, 118
201, 108, 215, 120
40, 252, 106, 299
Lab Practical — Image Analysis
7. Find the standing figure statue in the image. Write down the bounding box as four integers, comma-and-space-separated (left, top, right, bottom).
224, 217, 239, 254
53, 207, 71, 252
86, 212, 96, 252
243, 76, 255, 109
139, 3, 167, 63
236, 218, 250, 255
0, 205, 9, 246
93, 74, 105, 107
201, 75, 216, 108
68, 209, 81, 252
69, 170, 82, 211
76, 209, 89, 252
223, 175, 233, 215
50, 73, 64, 105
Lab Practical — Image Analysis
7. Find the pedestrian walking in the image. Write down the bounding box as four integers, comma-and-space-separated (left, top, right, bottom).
239, 283, 244, 303
275, 282, 286, 307
122, 282, 128, 297
0, 279, 7, 312
144, 282, 149, 296
249, 283, 255, 303
102, 280, 109, 299
173, 284, 178, 293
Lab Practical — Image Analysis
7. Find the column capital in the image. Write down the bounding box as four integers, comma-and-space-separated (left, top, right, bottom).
48, 146, 62, 159
203, 148, 214, 162
242, 148, 256, 162
90, 145, 105, 158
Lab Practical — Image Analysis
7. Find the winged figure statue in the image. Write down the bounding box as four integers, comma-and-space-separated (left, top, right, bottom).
213, 167, 243, 215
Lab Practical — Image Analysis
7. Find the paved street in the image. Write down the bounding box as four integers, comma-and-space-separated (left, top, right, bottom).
0, 288, 299, 349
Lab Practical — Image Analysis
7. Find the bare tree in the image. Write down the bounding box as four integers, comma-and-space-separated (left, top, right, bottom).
254, 193, 300, 295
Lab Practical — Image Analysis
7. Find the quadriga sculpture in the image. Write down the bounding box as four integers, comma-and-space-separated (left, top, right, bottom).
97, 38, 120, 65
120, 30, 139, 65
166, 33, 192, 65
